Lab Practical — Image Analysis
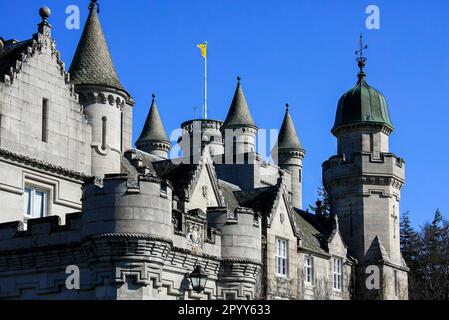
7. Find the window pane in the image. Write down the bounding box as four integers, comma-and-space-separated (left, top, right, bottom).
24, 188, 31, 216
34, 191, 45, 218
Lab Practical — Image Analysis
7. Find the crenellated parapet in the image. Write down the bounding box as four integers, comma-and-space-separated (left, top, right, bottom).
81, 173, 173, 238
180, 119, 225, 158
323, 152, 405, 195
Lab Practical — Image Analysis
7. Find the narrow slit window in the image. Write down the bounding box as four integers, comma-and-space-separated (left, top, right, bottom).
42, 98, 49, 142
120, 112, 124, 152
101, 116, 107, 150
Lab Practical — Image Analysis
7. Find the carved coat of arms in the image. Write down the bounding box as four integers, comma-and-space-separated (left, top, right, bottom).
187, 224, 202, 254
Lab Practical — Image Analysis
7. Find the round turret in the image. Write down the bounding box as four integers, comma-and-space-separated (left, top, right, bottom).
81, 174, 173, 239
180, 119, 224, 158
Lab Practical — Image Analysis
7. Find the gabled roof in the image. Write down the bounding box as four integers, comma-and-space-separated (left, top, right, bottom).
234, 186, 278, 217
364, 236, 390, 264
217, 180, 241, 213
69, 3, 126, 93
293, 209, 330, 256
222, 78, 257, 130
136, 95, 170, 146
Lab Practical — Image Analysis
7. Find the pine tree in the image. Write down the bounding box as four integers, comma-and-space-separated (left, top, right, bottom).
400, 211, 421, 299
400, 211, 419, 264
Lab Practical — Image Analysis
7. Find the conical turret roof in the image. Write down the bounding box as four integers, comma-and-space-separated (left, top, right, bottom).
136, 95, 170, 145
277, 106, 303, 151
222, 78, 257, 130
69, 1, 125, 92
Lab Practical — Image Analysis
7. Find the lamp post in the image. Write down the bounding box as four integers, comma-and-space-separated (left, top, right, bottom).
188, 265, 208, 294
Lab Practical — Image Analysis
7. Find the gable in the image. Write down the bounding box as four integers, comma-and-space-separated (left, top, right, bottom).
0, 36, 92, 175
268, 193, 297, 239
328, 229, 347, 258
184, 164, 221, 212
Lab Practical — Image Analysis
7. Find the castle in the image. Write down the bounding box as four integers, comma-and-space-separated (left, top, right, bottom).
0, 1, 409, 300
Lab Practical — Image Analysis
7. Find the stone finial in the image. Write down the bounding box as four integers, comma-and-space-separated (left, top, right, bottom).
38, 6, 52, 36
39, 6, 51, 21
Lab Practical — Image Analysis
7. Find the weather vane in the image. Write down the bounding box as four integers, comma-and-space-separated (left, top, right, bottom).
193, 105, 198, 119
89, 0, 100, 13
355, 33, 368, 74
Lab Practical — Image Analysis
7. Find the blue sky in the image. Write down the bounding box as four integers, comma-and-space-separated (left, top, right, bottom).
1, 0, 448, 228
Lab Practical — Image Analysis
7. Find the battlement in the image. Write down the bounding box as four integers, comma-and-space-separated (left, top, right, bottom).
0, 212, 82, 252
82, 173, 174, 239
323, 152, 405, 184
181, 119, 224, 134
207, 206, 261, 263
323, 152, 404, 169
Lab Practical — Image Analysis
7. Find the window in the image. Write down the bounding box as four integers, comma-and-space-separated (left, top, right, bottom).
304, 255, 313, 284
120, 112, 124, 152
42, 98, 49, 142
332, 257, 343, 291
394, 270, 399, 296
101, 116, 107, 150
24, 187, 48, 225
275, 238, 288, 277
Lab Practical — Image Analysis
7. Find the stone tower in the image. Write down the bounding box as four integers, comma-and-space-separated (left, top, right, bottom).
221, 77, 258, 157
69, 0, 134, 177
322, 45, 408, 299
272, 105, 305, 209
136, 94, 171, 159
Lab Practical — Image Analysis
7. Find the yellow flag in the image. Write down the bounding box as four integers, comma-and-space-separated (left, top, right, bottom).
197, 43, 207, 59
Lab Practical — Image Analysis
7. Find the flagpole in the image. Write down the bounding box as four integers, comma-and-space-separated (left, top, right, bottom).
204, 42, 208, 119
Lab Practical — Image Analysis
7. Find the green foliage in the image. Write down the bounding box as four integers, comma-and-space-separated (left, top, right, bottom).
401, 209, 449, 300
309, 187, 331, 218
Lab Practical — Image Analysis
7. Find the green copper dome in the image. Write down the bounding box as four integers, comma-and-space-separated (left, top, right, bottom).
332, 73, 393, 135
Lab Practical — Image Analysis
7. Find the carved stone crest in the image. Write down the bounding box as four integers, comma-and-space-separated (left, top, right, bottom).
202, 185, 208, 198
187, 224, 202, 253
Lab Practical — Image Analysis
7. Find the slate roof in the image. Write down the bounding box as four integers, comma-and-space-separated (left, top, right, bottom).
364, 236, 390, 264
292, 209, 331, 256
69, 5, 125, 93
0, 39, 32, 81
217, 180, 241, 212
136, 96, 170, 146
234, 187, 278, 217
276, 108, 303, 151
222, 79, 257, 130
152, 160, 200, 199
